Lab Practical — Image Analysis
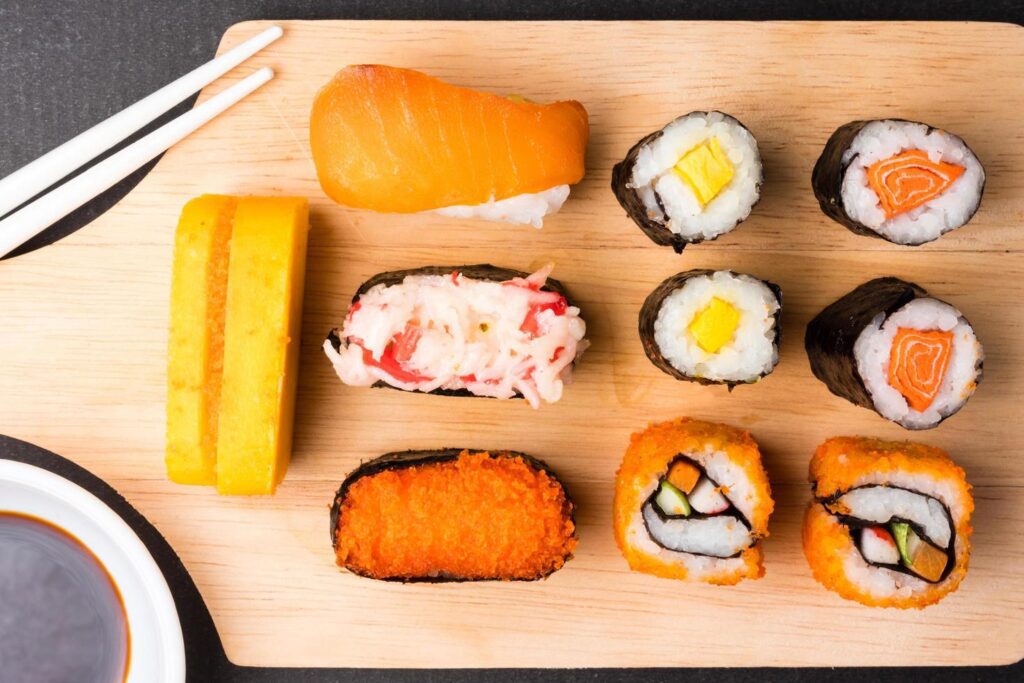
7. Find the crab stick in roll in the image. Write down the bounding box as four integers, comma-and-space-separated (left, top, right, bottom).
323, 264, 588, 408
310, 65, 589, 227
613, 418, 774, 585
803, 436, 973, 608
805, 277, 983, 429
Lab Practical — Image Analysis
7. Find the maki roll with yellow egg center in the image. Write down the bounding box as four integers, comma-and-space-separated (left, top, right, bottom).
805, 277, 982, 429
812, 119, 984, 245
614, 418, 773, 584
803, 437, 973, 608
639, 270, 781, 386
612, 111, 762, 252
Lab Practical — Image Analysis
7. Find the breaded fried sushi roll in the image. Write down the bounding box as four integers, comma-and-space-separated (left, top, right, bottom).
613, 418, 773, 585
332, 449, 577, 581
803, 437, 973, 608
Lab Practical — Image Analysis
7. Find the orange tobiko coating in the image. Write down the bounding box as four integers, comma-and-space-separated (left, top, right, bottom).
335, 451, 576, 581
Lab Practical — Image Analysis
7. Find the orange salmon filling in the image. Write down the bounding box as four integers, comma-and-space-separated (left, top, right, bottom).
888, 328, 954, 412
867, 150, 965, 219
335, 452, 576, 580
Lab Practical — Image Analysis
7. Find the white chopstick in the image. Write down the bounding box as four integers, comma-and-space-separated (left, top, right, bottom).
0, 67, 274, 258
0, 24, 282, 221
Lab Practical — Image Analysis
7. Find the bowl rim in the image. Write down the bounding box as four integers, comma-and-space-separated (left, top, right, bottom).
0, 459, 186, 682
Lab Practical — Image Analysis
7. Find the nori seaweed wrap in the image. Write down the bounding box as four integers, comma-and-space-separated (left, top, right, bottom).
811, 119, 985, 245
805, 277, 983, 429
639, 269, 782, 386
323, 264, 587, 406
331, 448, 577, 582
612, 111, 762, 252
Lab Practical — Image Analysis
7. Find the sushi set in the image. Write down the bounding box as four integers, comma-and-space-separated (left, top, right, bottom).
0, 19, 1023, 668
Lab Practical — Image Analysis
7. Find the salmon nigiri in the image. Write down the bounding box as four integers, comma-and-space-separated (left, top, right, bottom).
309, 65, 589, 227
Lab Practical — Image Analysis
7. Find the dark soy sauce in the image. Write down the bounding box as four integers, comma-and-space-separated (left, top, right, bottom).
0, 512, 130, 683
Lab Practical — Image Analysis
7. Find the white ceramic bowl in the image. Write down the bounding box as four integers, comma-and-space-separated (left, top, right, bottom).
0, 460, 185, 682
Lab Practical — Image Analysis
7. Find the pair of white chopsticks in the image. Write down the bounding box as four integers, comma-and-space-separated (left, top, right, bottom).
0, 25, 285, 259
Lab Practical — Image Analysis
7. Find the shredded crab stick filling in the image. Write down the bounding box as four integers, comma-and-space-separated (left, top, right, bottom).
323, 266, 587, 408
866, 150, 965, 219
643, 457, 756, 559
888, 328, 954, 412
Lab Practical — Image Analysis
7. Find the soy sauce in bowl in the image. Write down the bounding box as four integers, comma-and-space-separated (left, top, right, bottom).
0, 511, 130, 682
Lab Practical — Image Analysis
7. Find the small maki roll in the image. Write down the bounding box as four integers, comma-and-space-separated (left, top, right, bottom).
331, 449, 577, 582
812, 119, 985, 245
323, 264, 588, 408
613, 418, 773, 585
639, 270, 781, 386
805, 277, 983, 429
612, 111, 762, 252
803, 437, 973, 608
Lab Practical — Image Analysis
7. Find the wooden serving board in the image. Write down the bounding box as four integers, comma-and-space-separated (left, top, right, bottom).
1, 20, 1023, 668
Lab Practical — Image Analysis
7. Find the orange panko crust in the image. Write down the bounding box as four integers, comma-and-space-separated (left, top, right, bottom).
335, 451, 576, 581
613, 418, 773, 584
803, 502, 970, 609
810, 436, 972, 505
804, 436, 973, 609
310, 65, 589, 213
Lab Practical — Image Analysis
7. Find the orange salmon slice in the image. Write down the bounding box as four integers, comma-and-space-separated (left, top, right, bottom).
888, 328, 954, 412
866, 150, 965, 219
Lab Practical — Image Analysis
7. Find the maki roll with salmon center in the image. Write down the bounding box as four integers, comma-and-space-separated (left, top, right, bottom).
639, 270, 781, 386
806, 277, 982, 429
310, 65, 588, 227
803, 437, 973, 608
612, 111, 762, 252
614, 418, 773, 585
812, 119, 984, 245
332, 449, 576, 581
323, 264, 587, 408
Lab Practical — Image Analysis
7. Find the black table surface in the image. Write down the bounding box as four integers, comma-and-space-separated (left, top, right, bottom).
1, 1, 1021, 681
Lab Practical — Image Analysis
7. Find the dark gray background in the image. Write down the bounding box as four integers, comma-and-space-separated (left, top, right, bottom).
1, 0, 1021, 680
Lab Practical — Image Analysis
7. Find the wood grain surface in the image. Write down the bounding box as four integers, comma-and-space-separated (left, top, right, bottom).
1, 20, 1022, 668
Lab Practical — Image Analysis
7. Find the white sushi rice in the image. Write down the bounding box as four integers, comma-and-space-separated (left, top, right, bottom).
625, 444, 762, 578
642, 504, 752, 557
829, 486, 951, 548
431, 185, 569, 228
854, 298, 982, 429
629, 111, 761, 241
653, 271, 779, 383
841, 120, 984, 244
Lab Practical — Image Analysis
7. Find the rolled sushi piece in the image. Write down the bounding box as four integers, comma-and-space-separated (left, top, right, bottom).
331, 449, 577, 581
323, 264, 588, 408
639, 270, 782, 386
612, 111, 762, 252
803, 436, 973, 608
812, 119, 985, 245
805, 277, 983, 429
613, 418, 774, 585
310, 65, 589, 227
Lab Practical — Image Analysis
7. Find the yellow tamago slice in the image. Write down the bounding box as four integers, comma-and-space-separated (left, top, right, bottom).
673, 137, 735, 207
165, 195, 237, 485
216, 197, 309, 495
688, 297, 740, 354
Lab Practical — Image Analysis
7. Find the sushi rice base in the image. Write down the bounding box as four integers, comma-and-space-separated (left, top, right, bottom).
854, 298, 982, 429
323, 266, 587, 408
630, 112, 761, 240
431, 185, 570, 228
625, 444, 763, 580
841, 120, 984, 244
653, 271, 779, 382
829, 486, 952, 548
